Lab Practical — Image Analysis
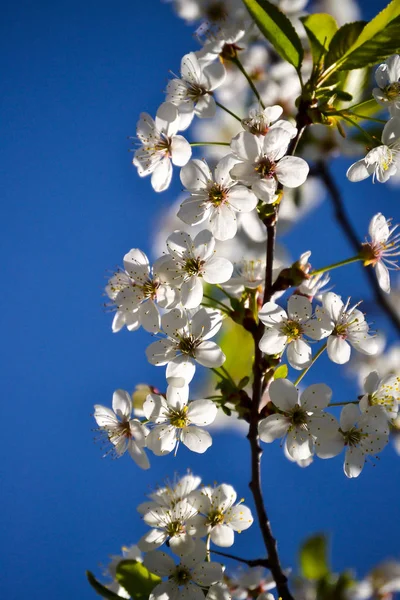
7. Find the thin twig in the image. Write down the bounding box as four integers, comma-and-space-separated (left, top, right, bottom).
210, 548, 270, 569
315, 160, 400, 336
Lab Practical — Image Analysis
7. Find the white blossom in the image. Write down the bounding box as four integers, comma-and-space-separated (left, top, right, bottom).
137, 473, 202, 514
144, 541, 224, 600
258, 295, 326, 370
94, 390, 150, 469
316, 292, 378, 364
144, 385, 218, 455
138, 497, 198, 555
189, 483, 253, 547
361, 212, 400, 293
315, 404, 389, 478
346, 117, 400, 183
179, 156, 258, 241
230, 127, 309, 202
241, 104, 297, 138
146, 307, 225, 386
106, 249, 179, 333
258, 378, 337, 462
166, 52, 226, 126
373, 55, 400, 116
359, 370, 400, 421
133, 102, 191, 191
158, 229, 233, 308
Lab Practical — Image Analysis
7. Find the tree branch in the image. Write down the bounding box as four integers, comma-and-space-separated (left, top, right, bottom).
210, 549, 270, 569
315, 160, 400, 336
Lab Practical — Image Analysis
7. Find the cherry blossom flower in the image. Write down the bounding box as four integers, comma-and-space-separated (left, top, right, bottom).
143, 385, 218, 455
360, 212, 400, 293
94, 390, 150, 469
106, 249, 179, 333
133, 102, 191, 192
166, 52, 226, 126
158, 230, 233, 308
359, 370, 400, 421
189, 483, 253, 547
316, 292, 378, 364
137, 473, 202, 515
241, 105, 297, 138
222, 258, 265, 297
146, 307, 225, 386
143, 541, 224, 600
229, 127, 309, 202
258, 295, 326, 370
315, 404, 389, 478
138, 497, 198, 555
372, 55, 400, 116
346, 117, 400, 183
179, 156, 258, 240
258, 378, 337, 462
230, 567, 276, 600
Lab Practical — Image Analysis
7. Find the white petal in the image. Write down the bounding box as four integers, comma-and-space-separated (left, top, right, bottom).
268, 378, 299, 411
209, 204, 237, 240
368, 212, 389, 243
382, 116, 400, 145
315, 431, 344, 459
322, 292, 343, 321
146, 339, 175, 366
346, 159, 372, 182
94, 405, 118, 428
143, 394, 167, 421
227, 185, 258, 212
285, 428, 313, 461
182, 426, 213, 453
375, 261, 390, 293
112, 390, 132, 419
138, 529, 168, 552
211, 523, 235, 547
259, 302, 287, 325
287, 294, 312, 321
128, 441, 150, 469
301, 383, 332, 411
151, 158, 173, 192
178, 197, 208, 226
192, 561, 224, 587
214, 154, 238, 186
147, 425, 177, 455
225, 504, 253, 531
195, 341, 225, 368
166, 356, 196, 386
169, 533, 196, 556
139, 300, 160, 333
171, 135, 192, 166
344, 446, 365, 478
180, 159, 211, 190
287, 339, 312, 370
193, 228, 215, 261
327, 335, 351, 364
258, 414, 289, 442
155, 102, 180, 135
143, 550, 175, 576
166, 384, 189, 410
252, 178, 277, 202
259, 328, 287, 355
123, 248, 150, 282
340, 404, 359, 431
203, 257, 233, 284
230, 131, 262, 161
188, 399, 218, 425
195, 94, 216, 118
203, 60, 226, 90
181, 277, 204, 309
276, 156, 309, 187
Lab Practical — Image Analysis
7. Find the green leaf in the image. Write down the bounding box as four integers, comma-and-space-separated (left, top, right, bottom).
241, 0, 304, 69
301, 13, 338, 64
116, 560, 161, 599
324, 21, 366, 69
299, 534, 330, 580
86, 571, 125, 600
273, 364, 288, 379
218, 320, 254, 383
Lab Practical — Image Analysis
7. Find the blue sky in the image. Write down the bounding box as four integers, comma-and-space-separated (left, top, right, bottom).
1, 1, 400, 599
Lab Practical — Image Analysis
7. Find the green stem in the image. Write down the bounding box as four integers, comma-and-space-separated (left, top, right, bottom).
220, 365, 236, 387
190, 141, 230, 147
294, 343, 327, 387
341, 115, 380, 145
232, 56, 265, 109
348, 113, 387, 124
309, 255, 362, 276
215, 284, 236, 300
328, 400, 359, 407
202, 293, 231, 312
215, 100, 242, 122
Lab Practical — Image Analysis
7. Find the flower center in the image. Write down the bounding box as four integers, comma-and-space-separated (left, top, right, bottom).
289, 405, 308, 427
384, 82, 400, 100
187, 82, 208, 101
116, 420, 132, 439
207, 509, 225, 527
142, 278, 160, 299
178, 334, 200, 356
166, 520, 186, 537
155, 133, 172, 156
254, 156, 276, 178
205, 1, 228, 21
184, 257, 205, 276
281, 319, 303, 342
173, 566, 192, 586
168, 406, 189, 428
342, 427, 363, 446
208, 182, 228, 206
360, 242, 382, 266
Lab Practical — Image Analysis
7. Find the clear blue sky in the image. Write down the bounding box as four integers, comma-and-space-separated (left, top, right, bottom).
1, 1, 399, 599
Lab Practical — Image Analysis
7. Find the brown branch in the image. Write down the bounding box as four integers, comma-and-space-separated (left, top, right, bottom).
210, 549, 270, 569
315, 160, 400, 336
